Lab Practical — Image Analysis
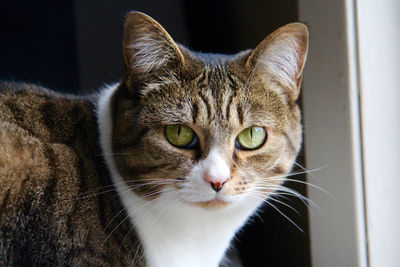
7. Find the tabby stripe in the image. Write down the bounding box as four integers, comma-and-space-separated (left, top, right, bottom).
225, 95, 233, 120
65, 206, 78, 239
236, 104, 244, 125
42, 146, 58, 207
232, 151, 239, 164
226, 72, 238, 91
198, 91, 212, 121
216, 65, 223, 80
207, 69, 213, 84
197, 70, 207, 85
41, 102, 55, 131
22, 193, 34, 215
0, 188, 11, 216
192, 101, 199, 124
227, 80, 238, 98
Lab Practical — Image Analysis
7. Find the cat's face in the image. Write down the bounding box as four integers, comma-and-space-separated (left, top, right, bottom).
111, 12, 308, 209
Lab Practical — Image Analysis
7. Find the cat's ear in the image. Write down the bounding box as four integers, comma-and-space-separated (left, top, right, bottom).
246, 23, 308, 101
122, 12, 184, 85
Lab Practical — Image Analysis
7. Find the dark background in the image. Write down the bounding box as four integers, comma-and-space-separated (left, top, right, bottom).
0, 1, 310, 266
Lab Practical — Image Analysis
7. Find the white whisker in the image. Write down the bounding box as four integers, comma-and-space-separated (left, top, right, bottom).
131, 240, 143, 267
266, 199, 304, 233
277, 185, 322, 212
251, 191, 300, 216
261, 177, 332, 196
63, 178, 186, 202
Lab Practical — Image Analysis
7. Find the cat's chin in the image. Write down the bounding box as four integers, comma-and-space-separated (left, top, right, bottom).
180, 192, 247, 210
190, 198, 232, 209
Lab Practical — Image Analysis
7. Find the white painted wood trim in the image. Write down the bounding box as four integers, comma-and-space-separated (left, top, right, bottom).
298, 0, 368, 266
356, 1, 400, 266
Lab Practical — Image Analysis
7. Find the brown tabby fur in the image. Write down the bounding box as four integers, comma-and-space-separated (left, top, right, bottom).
0, 11, 307, 266
0, 83, 144, 266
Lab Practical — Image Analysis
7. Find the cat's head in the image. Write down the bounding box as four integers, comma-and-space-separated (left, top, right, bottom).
110, 12, 308, 209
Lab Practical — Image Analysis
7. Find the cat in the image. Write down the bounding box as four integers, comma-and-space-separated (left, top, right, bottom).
0, 11, 308, 267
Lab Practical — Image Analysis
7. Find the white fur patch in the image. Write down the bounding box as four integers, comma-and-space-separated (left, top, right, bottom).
182, 148, 231, 203
97, 85, 263, 267
204, 149, 231, 180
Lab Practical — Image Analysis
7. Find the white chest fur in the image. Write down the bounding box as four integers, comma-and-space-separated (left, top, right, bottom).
97, 84, 260, 267
119, 185, 257, 267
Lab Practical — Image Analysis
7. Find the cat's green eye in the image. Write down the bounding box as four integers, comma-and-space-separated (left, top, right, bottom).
165, 125, 197, 148
236, 126, 267, 150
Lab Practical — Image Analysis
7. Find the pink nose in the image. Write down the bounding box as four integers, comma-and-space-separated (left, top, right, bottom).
204, 173, 229, 192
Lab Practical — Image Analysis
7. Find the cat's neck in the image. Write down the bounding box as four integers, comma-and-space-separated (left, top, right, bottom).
119, 187, 257, 267
97, 83, 259, 267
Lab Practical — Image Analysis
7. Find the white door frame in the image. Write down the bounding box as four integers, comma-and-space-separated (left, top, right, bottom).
356, 1, 400, 266
300, 0, 400, 266
299, 1, 368, 266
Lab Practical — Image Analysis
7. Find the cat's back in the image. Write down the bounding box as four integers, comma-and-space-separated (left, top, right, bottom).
0, 83, 140, 266
0, 82, 97, 198
0, 82, 94, 145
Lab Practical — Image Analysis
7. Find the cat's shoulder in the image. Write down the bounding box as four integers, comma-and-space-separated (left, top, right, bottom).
0, 81, 97, 133
0, 81, 100, 212
0, 82, 98, 182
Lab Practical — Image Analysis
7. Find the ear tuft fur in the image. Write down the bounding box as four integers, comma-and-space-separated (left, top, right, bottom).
123, 12, 184, 82
247, 23, 309, 101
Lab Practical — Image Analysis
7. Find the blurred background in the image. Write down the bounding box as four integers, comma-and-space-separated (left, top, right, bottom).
0, 1, 310, 266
